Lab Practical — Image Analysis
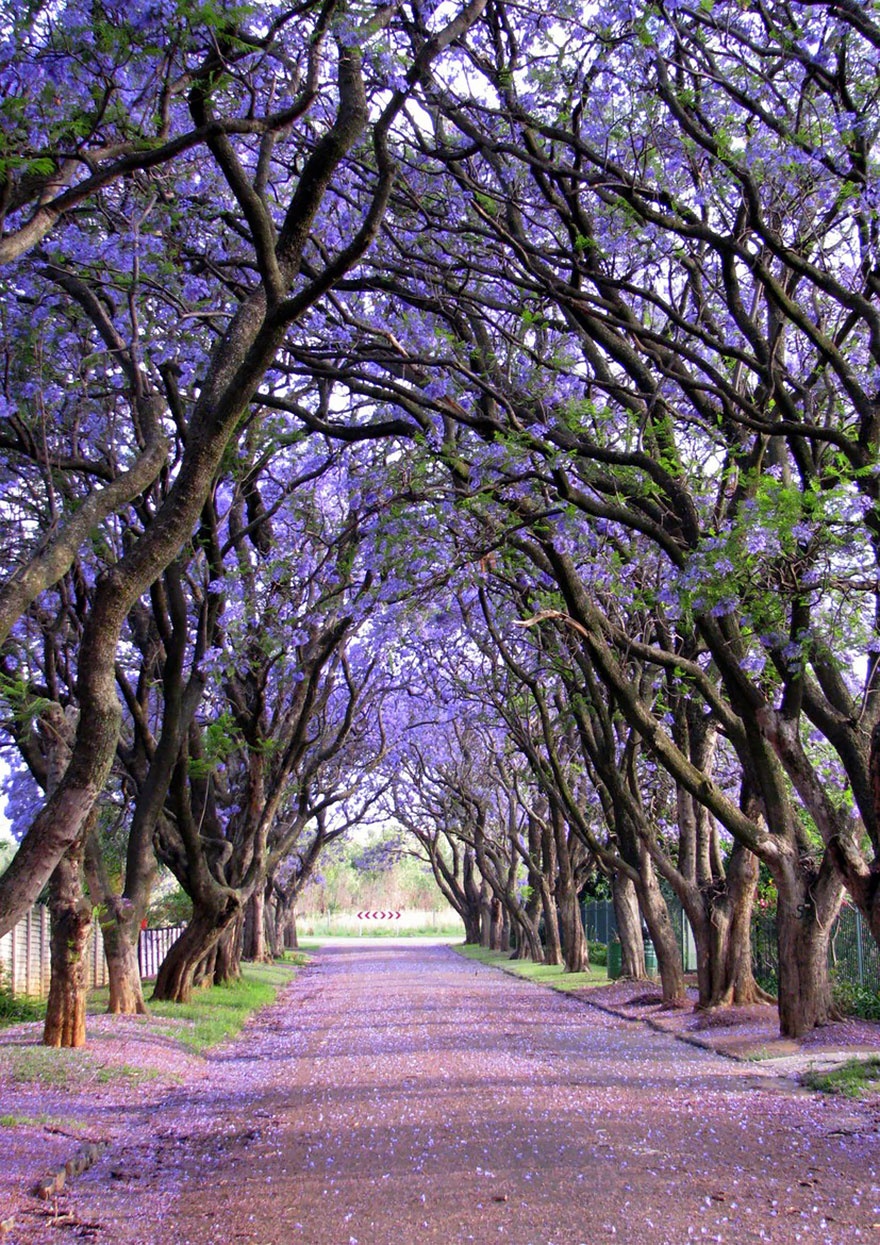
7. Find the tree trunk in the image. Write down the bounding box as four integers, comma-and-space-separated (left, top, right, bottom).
152, 900, 240, 1003
102, 916, 149, 1015
196, 943, 218, 989
489, 896, 504, 951
479, 881, 493, 948
511, 911, 542, 962
557, 882, 589, 973
539, 816, 563, 965
264, 891, 280, 959
612, 870, 646, 979
554, 813, 589, 973
286, 907, 299, 950
540, 883, 563, 966
774, 856, 842, 1037
83, 826, 151, 1016
214, 916, 243, 984
703, 843, 769, 1008
461, 848, 483, 944
462, 903, 481, 945
636, 849, 686, 1006
243, 889, 270, 961
43, 840, 92, 1048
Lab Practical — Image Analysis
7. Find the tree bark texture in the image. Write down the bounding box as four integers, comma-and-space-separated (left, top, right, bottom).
43, 838, 92, 1049
214, 918, 243, 985
635, 849, 686, 1006
102, 918, 149, 1015
612, 871, 647, 979
774, 856, 843, 1038
152, 899, 241, 1003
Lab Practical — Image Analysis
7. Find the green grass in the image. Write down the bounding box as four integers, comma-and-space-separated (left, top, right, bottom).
0, 1112, 89, 1130
1, 957, 307, 1084
143, 958, 303, 1053
2, 1045, 160, 1088
455, 944, 608, 991
82, 957, 307, 1052
745, 1048, 776, 1062
801, 1056, 880, 1098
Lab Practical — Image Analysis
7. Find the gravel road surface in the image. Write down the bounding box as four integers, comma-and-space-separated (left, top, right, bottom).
37, 943, 880, 1244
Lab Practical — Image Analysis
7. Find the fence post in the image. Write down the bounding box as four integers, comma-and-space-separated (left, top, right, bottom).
26, 907, 33, 996
855, 908, 865, 988
40, 905, 48, 995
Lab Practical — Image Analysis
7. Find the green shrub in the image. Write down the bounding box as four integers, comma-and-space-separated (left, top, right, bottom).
589, 941, 607, 967
0, 987, 45, 1028
832, 976, 880, 1021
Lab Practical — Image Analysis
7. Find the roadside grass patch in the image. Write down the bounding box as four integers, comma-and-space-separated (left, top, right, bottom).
455, 944, 607, 991
801, 1056, 880, 1098
85, 958, 305, 1052
0, 1112, 88, 1130
145, 959, 301, 1053
746, 1048, 775, 1062
2, 1045, 158, 1088
1, 957, 305, 1091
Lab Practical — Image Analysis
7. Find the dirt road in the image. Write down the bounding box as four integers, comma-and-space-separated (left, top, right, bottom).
49, 943, 880, 1243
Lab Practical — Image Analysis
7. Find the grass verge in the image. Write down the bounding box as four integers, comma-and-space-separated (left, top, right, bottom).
1, 1045, 161, 1088
144, 958, 303, 1052
0, 1112, 89, 1130
2, 955, 306, 1066
801, 1055, 880, 1098
454, 944, 608, 991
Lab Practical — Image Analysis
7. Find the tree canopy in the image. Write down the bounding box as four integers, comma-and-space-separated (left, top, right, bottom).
1, 0, 880, 1039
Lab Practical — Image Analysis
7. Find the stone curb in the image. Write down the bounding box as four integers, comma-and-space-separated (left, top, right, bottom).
33, 1140, 108, 1201
578, 992, 751, 1063
573, 989, 879, 1089
457, 952, 873, 1085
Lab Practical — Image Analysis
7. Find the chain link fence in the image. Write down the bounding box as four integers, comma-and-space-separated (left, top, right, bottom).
753, 903, 880, 998
584, 896, 879, 998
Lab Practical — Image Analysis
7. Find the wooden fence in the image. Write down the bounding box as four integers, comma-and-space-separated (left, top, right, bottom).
0, 905, 184, 998
138, 923, 185, 980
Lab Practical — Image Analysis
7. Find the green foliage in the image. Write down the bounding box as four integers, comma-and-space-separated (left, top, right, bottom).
580, 872, 612, 902
801, 1056, 880, 1099
188, 711, 241, 779
299, 830, 451, 917
0, 986, 45, 1028
831, 977, 880, 1022
147, 876, 193, 926
0, 835, 14, 872
0, 673, 52, 730
147, 960, 299, 1052
455, 944, 607, 989
588, 940, 608, 966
